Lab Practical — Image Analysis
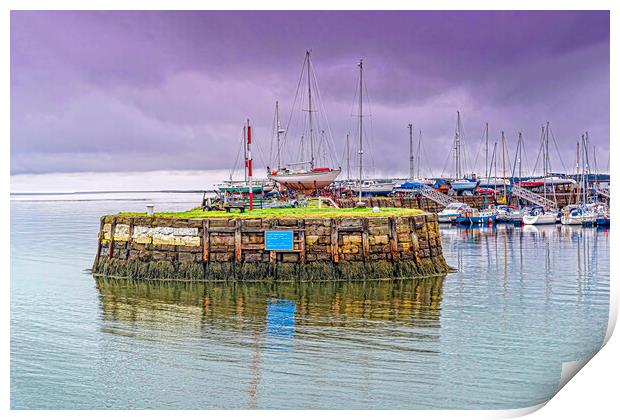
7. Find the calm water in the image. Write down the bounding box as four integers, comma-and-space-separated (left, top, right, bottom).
10, 193, 610, 409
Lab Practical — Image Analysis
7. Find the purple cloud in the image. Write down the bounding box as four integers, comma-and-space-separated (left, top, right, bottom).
11, 10, 610, 176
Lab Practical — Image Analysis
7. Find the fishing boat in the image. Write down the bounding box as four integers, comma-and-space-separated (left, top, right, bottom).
267, 51, 341, 192
454, 206, 497, 225
522, 205, 557, 225
437, 202, 471, 223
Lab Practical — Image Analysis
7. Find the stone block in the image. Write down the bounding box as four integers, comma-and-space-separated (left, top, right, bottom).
306, 235, 319, 245
242, 218, 262, 227
173, 227, 198, 236
178, 252, 196, 263
282, 253, 298, 263
152, 233, 176, 245
341, 244, 359, 254
213, 252, 232, 262
133, 234, 151, 244
369, 235, 389, 246
174, 236, 201, 247
342, 234, 362, 245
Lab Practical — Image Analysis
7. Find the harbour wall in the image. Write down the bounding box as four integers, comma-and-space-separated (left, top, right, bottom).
92, 214, 449, 282
338, 193, 606, 212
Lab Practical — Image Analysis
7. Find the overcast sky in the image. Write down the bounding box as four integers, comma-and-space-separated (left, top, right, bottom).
10, 10, 610, 177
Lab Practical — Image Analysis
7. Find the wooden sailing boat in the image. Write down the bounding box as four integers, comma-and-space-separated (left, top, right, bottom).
267, 51, 341, 191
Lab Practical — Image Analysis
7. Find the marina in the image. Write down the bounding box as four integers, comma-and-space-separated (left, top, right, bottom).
10, 192, 610, 409
10, 9, 611, 412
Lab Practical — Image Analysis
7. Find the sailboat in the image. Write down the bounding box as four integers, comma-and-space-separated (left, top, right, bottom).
522, 123, 559, 225
450, 112, 479, 194
561, 132, 597, 225
267, 51, 341, 191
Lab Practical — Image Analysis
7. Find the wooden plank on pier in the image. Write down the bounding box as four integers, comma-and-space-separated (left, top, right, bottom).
234, 219, 242, 263
388, 217, 399, 261
202, 219, 210, 263
108, 218, 116, 259
95, 218, 105, 264
361, 218, 370, 261
298, 219, 306, 264
331, 219, 340, 263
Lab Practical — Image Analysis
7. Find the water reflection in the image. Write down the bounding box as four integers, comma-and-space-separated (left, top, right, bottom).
95, 277, 445, 327
95, 277, 446, 408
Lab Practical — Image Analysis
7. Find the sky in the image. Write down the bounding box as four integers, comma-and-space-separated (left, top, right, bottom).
10, 10, 610, 180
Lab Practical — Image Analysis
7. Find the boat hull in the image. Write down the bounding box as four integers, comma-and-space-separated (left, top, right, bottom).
269, 169, 341, 191
522, 213, 557, 225
455, 215, 497, 225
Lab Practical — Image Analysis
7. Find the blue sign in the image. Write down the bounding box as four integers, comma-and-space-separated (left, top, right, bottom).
265, 230, 294, 251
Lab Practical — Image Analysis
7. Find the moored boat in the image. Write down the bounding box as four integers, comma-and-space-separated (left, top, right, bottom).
522, 205, 558, 225
269, 167, 341, 191
454, 206, 497, 225
267, 51, 341, 192
560, 205, 596, 225
437, 202, 471, 223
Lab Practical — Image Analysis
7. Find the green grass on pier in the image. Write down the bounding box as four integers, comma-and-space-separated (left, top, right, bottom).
119, 201, 424, 219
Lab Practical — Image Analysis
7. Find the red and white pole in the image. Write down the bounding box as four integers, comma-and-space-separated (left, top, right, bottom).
246, 119, 253, 210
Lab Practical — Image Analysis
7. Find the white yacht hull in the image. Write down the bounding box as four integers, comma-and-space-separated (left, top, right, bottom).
522, 213, 557, 225
269, 169, 341, 191
560, 214, 596, 225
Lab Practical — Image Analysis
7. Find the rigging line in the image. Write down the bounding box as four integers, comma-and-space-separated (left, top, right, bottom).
471, 125, 486, 177
548, 126, 568, 174
253, 129, 269, 173
439, 143, 452, 178
530, 128, 544, 177
362, 77, 377, 178
309, 58, 339, 167
281, 53, 308, 157
269, 104, 277, 166
230, 127, 245, 181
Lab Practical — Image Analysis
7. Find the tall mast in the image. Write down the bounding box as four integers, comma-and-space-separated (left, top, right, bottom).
408, 123, 414, 179
243, 125, 248, 183
484, 122, 489, 181
417, 129, 422, 179
275, 101, 283, 170
542, 124, 548, 202
518, 132, 523, 180
346, 133, 351, 181
575, 140, 580, 205
357, 59, 364, 204
246, 119, 254, 210
306, 51, 315, 169
501, 130, 507, 203
455, 111, 462, 179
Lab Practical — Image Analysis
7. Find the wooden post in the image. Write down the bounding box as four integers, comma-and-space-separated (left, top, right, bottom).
108, 218, 116, 259
410, 217, 420, 264
127, 218, 134, 260
128, 218, 134, 243
331, 219, 339, 263
95, 218, 105, 264
202, 219, 210, 263
388, 217, 399, 261
234, 219, 242, 263
269, 219, 277, 264
298, 220, 306, 264
361, 218, 370, 261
